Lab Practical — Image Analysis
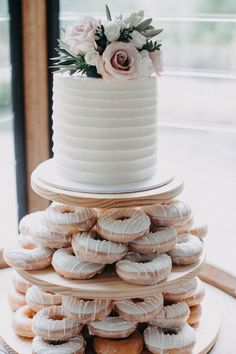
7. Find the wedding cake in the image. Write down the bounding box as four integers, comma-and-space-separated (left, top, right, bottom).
52, 9, 162, 185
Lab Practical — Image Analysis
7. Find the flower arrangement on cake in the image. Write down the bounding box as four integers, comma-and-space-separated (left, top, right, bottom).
52, 5, 163, 79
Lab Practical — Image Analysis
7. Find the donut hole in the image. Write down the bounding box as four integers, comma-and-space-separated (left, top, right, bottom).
162, 328, 178, 335
25, 308, 35, 319
23, 243, 36, 250
115, 216, 131, 221
48, 314, 65, 321
62, 208, 74, 214
164, 299, 176, 306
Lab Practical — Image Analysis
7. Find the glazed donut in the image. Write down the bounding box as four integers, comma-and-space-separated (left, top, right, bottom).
12, 270, 32, 294
12, 305, 36, 338
52, 247, 105, 279
45, 202, 97, 235
148, 301, 190, 329
116, 252, 172, 285
129, 227, 176, 254
63, 297, 112, 323
167, 234, 203, 265
185, 278, 205, 306
93, 330, 143, 354
25, 286, 62, 312
72, 232, 127, 264
8, 287, 26, 311
144, 323, 196, 354
143, 200, 192, 229
3, 237, 53, 270
32, 305, 83, 341
88, 316, 137, 339
97, 208, 150, 243
188, 304, 202, 325
164, 278, 198, 302
32, 334, 86, 354
190, 223, 208, 239
174, 216, 194, 234
114, 294, 163, 322
19, 211, 45, 236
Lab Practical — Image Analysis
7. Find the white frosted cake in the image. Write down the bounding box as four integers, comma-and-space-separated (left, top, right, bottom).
52, 73, 158, 185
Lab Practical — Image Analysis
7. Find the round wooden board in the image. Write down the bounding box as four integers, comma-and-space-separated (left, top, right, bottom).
31, 165, 184, 208
0, 249, 8, 269
17, 248, 206, 300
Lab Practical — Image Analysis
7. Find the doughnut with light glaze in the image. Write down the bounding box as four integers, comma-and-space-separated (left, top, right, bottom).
129, 227, 176, 254
185, 278, 205, 306
93, 330, 143, 354
188, 304, 202, 325
148, 301, 190, 329
116, 252, 172, 285
52, 247, 105, 279
174, 216, 194, 234
190, 223, 208, 239
12, 270, 32, 294
25, 286, 62, 312
12, 305, 36, 338
144, 323, 196, 354
32, 334, 86, 354
97, 208, 150, 243
3, 237, 53, 270
164, 278, 198, 302
32, 305, 83, 341
168, 234, 203, 265
19, 211, 45, 236
88, 316, 137, 338
8, 287, 26, 311
63, 297, 112, 323
72, 232, 127, 264
114, 294, 163, 322
45, 202, 97, 235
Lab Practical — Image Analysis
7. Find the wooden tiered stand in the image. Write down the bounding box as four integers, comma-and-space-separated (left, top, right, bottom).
0, 161, 221, 353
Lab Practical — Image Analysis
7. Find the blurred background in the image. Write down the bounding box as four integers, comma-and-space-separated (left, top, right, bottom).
0, 0, 236, 273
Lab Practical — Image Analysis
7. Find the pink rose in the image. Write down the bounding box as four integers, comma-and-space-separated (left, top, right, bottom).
97, 42, 142, 80
65, 16, 100, 54
149, 50, 163, 75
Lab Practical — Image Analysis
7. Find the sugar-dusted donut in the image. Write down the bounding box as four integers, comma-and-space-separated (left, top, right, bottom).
88, 316, 137, 339
19, 211, 45, 236
164, 278, 198, 302
168, 234, 203, 265
12, 305, 36, 338
114, 294, 163, 322
144, 323, 196, 354
190, 223, 208, 239
12, 270, 32, 294
63, 297, 113, 323
32, 305, 83, 341
72, 232, 127, 264
45, 202, 97, 235
188, 304, 202, 325
8, 287, 26, 311
32, 334, 86, 354
148, 301, 190, 329
129, 227, 176, 254
93, 330, 143, 354
25, 286, 62, 312
3, 237, 53, 270
185, 278, 205, 306
97, 208, 150, 243
116, 252, 172, 285
52, 247, 105, 279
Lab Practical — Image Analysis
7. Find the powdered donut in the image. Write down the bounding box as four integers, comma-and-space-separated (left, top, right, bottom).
168, 234, 203, 265
63, 297, 113, 323
32, 305, 83, 341
116, 252, 172, 285
93, 330, 143, 354
72, 232, 127, 264
26, 286, 62, 312
32, 334, 86, 354
12, 305, 36, 338
188, 304, 202, 325
19, 211, 45, 236
8, 287, 26, 311
185, 278, 205, 306
12, 270, 32, 294
164, 278, 198, 302
190, 223, 208, 239
148, 301, 190, 329
144, 323, 196, 354
97, 208, 150, 243
52, 247, 105, 279
3, 237, 53, 270
45, 202, 97, 234
129, 227, 176, 254
88, 316, 137, 339
114, 294, 163, 322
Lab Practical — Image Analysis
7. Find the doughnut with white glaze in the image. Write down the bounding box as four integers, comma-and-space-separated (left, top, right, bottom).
188, 304, 202, 325
164, 278, 198, 302
32, 334, 85, 354
26, 286, 62, 312
168, 234, 203, 265
12, 270, 32, 294
8, 287, 26, 311
12, 305, 36, 338
190, 223, 208, 239
185, 278, 205, 306
88, 316, 137, 339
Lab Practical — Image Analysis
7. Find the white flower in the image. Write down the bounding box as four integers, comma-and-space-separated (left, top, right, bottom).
84, 48, 99, 66
129, 30, 146, 49
124, 10, 144, 27
139, 50, 155, 78
104, 21, 121, 42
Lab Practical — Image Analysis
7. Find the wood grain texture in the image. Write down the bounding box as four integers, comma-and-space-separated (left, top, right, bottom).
22, 0, 49, 212
0, 249, 8, 269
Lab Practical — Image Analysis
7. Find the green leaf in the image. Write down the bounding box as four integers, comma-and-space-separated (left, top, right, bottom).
136, 18, 152, 32
143, 29, 163, 38
105, 4, 112, 21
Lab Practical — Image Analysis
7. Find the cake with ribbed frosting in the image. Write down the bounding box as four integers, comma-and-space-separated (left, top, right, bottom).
51, 7, 163, 185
